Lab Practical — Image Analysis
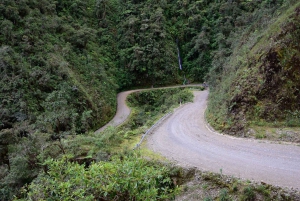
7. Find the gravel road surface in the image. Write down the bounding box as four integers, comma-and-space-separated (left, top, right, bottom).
95, 90, 135, 133
95, 85, 201, 133
147, 90, 300, 189
95, 87, 300, 189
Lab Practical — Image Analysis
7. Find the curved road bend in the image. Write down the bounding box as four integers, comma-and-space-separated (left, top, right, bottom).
147, 90, 300, 189
95, 85, 202, 133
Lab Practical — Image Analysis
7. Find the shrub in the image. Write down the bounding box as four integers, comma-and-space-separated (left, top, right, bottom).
240, 187, 256, 201
219, 189, 231, 201
16, 154, 178, 201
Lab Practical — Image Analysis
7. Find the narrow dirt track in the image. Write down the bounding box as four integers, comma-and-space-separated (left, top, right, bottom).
95, 90, 136, 133
96, 87, 300, 189
95, 85, 201, 133
148, 90, 300, 189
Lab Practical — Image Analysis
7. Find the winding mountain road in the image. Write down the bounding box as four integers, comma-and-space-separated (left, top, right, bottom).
148, 90, 300, 189
95, 85, 201, 133
96, 88, 300, 189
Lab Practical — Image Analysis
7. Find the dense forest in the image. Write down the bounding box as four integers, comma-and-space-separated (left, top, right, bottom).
1, 0, 300, 200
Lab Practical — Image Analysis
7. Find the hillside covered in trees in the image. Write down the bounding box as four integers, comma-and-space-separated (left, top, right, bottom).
1, 0, 300, 200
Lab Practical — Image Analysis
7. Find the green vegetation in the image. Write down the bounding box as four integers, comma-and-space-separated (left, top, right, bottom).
1, 0, 300, 200
206, 0, 300, 135
177, 170, 300, 201
127, 88, 194, 120
0, 1, 118, 198
1, 86, 195, 200
16, 154, 179, 201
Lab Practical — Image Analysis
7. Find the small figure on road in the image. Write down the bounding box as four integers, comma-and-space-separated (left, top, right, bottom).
203, 82, 208, 88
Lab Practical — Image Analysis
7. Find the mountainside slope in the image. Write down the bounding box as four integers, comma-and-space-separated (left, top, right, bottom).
1, 0, 300, 199
207, 1, 300, 135
0, 0, 119, 198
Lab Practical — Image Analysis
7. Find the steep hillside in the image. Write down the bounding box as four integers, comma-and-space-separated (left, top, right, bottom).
207, 1, 300, 136
1, 0, 299, 200
2, 0, 295, 145
0, 0, 119, 198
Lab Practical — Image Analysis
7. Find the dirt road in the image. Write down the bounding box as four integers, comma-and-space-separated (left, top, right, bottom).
96, 87, 300, 189
95, 85, 202, 133
147, 90, 300, 189
95, 90, 136, 133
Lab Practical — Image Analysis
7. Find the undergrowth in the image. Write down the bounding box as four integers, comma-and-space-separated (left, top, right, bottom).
207, 1, 300, 136
13, 87, 200, 200
177, 170, 300, 201
16, 153, 180, 201
63, 87, 199, 161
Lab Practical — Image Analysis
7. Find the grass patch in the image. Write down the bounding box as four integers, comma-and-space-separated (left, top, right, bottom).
255, 132, 266, 139
246, 124, 300, 143
240, 186, 255, 201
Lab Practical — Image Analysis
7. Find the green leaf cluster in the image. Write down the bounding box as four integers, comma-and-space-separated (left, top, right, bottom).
127, 88, 194, 128
17, 154, 178, 201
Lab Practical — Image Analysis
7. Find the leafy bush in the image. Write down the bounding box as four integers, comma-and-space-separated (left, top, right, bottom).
127, 88, 194, 129
17, 154, 178, 201
128, 88, 194, 110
